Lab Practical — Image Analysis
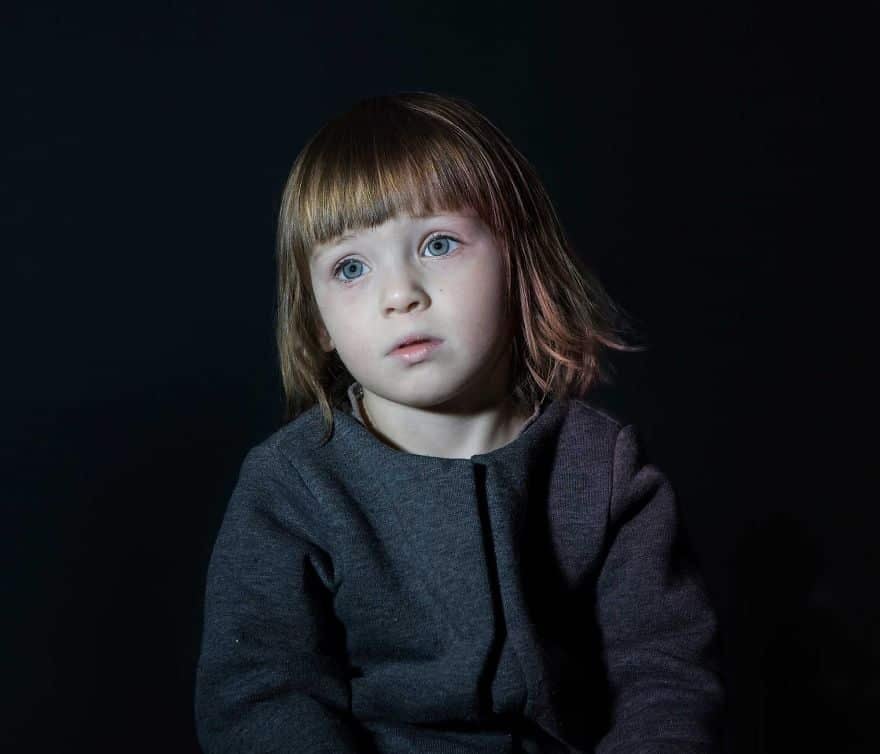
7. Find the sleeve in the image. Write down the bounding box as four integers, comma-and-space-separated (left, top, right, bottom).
194, 445, 367, 753
594, 424, 726, 754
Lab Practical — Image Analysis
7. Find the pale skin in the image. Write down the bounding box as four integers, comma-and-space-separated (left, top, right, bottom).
309, 208, 534, 460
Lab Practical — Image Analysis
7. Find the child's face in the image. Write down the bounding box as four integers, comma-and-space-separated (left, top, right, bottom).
309, 208, 515, 412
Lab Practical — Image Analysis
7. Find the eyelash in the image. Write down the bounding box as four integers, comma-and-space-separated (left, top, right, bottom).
331, 233, 461, 286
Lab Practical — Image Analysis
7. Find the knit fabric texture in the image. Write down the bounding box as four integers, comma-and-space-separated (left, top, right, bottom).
195, 385, 725, 753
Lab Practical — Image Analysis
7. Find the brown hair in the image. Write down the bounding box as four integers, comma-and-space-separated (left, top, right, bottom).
276, 91, 646, 444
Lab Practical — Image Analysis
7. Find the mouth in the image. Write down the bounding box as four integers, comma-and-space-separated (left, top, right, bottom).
388, 334, 443, 355
395, 338, 434, 349
389, 338, 444, 361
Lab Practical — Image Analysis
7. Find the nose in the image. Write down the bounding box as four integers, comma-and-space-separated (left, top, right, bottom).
382, 265, 430, 315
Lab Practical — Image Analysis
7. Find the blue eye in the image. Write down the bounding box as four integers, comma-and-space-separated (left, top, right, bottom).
332, 233, 460, 285
423, 235, 457, 258
333, 258, 366, 284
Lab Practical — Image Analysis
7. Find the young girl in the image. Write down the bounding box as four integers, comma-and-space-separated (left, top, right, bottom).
195, 92, 725, 753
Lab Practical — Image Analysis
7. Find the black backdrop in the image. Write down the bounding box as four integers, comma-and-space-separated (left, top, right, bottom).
3, 2, 868, 752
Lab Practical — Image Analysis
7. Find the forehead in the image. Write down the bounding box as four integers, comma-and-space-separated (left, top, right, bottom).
312, 208, 481, 258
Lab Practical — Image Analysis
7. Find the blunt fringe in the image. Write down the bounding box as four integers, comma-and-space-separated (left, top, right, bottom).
276, 91, 646, 444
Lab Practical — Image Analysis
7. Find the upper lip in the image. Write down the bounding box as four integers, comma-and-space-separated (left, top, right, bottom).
388, 332, 442, 355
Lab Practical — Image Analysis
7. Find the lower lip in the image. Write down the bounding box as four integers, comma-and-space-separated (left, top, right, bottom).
390, 339, 443, 362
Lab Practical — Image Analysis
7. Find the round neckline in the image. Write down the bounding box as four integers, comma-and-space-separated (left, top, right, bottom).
331, 394, 556, 464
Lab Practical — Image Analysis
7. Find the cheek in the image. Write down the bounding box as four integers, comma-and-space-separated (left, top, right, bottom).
317, 298, 374, 355
446, 258, 509, 340
314, 282, 354, 325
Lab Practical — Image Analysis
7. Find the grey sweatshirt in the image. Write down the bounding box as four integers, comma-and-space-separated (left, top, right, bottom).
194, 383, 725, 753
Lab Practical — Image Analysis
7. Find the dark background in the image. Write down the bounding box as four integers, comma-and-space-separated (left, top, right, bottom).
3, 2, 868, 752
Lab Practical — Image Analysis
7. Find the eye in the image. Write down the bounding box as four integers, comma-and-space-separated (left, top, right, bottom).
332, 258, 367, 285
423, 233, 459, 258
331, 233, 461, 285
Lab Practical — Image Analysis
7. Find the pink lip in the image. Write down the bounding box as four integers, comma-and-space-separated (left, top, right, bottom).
389, 338, 443, 363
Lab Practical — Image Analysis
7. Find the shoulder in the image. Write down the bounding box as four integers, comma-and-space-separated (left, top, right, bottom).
539, 396, 631, 475
566, 396, 652, 460
563, 393, 635, 437
568, 398, 627, 429
225, 406, 332, 499
236, 404, 363, 498
567, 383, 638, 429
550, 394, 653, 477
244, 405, 326, 467
226, 406, 343, 547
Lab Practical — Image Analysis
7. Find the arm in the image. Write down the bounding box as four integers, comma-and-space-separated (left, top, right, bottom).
595, 424, 725, 754
194, 445, 366, 753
